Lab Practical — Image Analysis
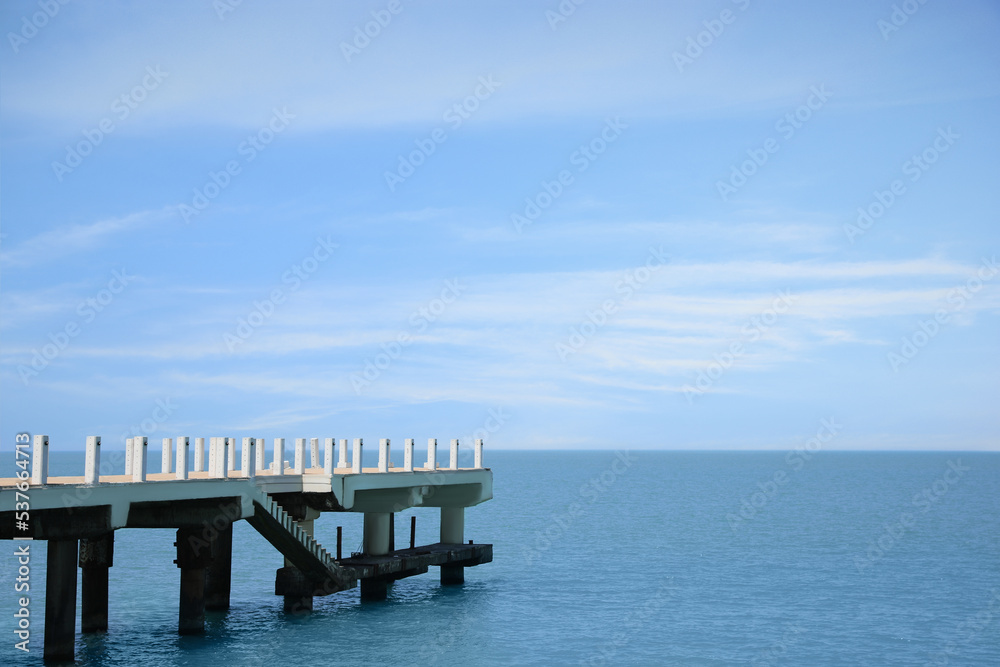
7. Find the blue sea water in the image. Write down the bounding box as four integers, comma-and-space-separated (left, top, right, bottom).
2, 450, 999, 666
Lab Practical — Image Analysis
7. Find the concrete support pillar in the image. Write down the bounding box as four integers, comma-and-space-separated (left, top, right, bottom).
79, 532, 114, 633
44, 539, 78, 661
205, 522, 233, 611
175, 527, 211, 634
474, 438, 484, 469
440, 507, 465, 585
162, 438, 173, 474
378, 438, 390, 472
132, 437, 147, 482
85, 436, 101, 485
324, 438, 334, 474
361, 512, 392, 600
194, 437, 205, 472
338, 438, 348, 469
32, 434, 49, 485
176, 437, 189, 480
310, 438, 320, 469
404, 438, 414, 472
273, 438, 285, 475
352, 438, 363, 473
294, 438, 305, 474
449, 439, 459, 470
427, 438, 437, 470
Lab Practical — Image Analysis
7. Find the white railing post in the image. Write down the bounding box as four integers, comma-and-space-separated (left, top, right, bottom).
255, 437, 265, 473
125, 437, 133, 477
404, 438, 414, 472
227, 438, 236, 473
352, 438, 363, 473
273, 438, 285, 476
426, 438, 437, 470
132, 437, 147, 482
474, 438, 484, 469
449, 439, 459, 470
294, 438, 306, 474
85, 436, 100, 485
338, 438, 348, 469
162, 438, 173, 474
310, 438, 319, 469
194, 437, 205, 472
242, 437, 255, 479
176, 437, 189, 480
378, 438, 390, 472
208, 437, 217, 476
324, 438, 334, 475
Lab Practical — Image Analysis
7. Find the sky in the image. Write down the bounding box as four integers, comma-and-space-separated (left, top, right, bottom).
1, 0, 998, 452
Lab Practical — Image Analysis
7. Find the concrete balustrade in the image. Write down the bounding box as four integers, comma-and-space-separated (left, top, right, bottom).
338, 438, 349, 469
176, 437, 189, 480
352, 438, 363, 473
273, 438, 285, 475
132, 437, 147, 482
194, 437, 205, 472
85, 436, 100, 485
162, 438, 173, 474
404, 438, 414, 472
25, 432, 487, 484
427, 438, 437, 470
294, 438, 306, 474
324, 438, 334, 474
378, 439, 390, 472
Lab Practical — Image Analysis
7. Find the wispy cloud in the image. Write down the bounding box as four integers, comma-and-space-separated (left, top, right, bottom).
0, 206, 178, 267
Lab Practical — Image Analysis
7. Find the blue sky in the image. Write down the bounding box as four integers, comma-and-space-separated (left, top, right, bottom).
1, 0, 998, 451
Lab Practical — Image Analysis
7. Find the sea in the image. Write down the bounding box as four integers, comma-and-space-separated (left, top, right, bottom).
1, 450, 998, 666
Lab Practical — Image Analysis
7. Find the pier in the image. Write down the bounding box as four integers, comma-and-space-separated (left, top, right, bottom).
1, 435, 493, 662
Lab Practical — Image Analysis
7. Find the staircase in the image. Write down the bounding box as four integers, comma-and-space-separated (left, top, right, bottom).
246, 493, 355, 594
